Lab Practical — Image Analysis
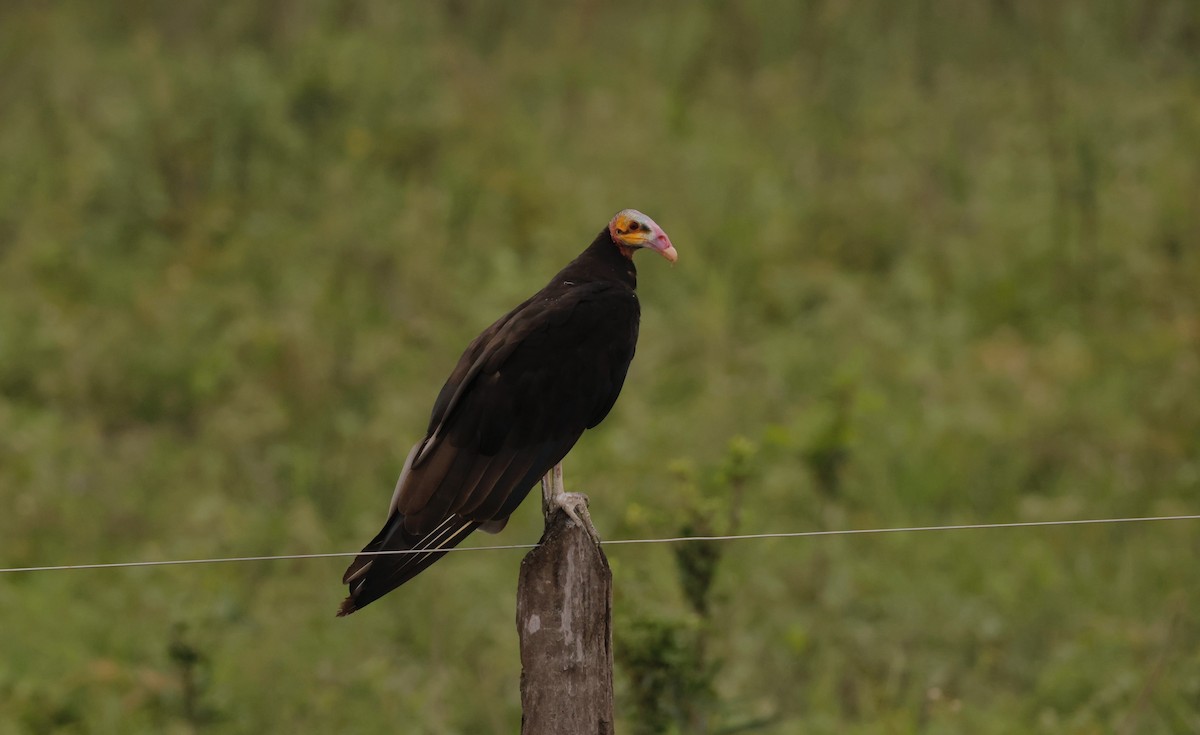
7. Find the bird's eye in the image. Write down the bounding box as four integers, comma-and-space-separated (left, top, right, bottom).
629, 222, 642, 231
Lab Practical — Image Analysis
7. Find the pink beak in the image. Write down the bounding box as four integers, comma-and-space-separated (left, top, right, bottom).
648, 224, 678, 263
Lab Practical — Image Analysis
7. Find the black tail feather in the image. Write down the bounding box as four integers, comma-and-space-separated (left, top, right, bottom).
337, 514, 481, 616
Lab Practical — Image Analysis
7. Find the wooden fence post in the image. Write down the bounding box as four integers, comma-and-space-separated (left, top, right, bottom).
516, 508, 615, 734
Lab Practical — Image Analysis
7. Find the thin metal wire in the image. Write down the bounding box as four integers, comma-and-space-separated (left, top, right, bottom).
1, 514, 1196, 575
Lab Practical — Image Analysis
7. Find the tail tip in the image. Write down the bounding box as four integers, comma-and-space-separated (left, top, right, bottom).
336, 597, 358, 617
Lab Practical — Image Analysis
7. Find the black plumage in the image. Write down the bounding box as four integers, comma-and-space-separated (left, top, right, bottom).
338, 210, 675, 615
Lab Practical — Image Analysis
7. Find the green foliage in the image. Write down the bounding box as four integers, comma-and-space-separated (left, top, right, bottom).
618, 439, 764, 734
800, 384, 854, 499
616, 616, 713, 735
167, 623, 218, 726
3, 0, 1200, 732
674, 529, 721, 619
673, 438, 758, 617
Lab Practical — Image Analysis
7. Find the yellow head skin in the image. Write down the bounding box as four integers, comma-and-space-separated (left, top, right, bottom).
608, 209, 678, 263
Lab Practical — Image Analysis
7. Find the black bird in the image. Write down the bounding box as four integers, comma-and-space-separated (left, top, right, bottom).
338, 210, 677, 615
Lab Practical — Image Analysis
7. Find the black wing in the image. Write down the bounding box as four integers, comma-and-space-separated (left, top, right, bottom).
338, 280, 638, 615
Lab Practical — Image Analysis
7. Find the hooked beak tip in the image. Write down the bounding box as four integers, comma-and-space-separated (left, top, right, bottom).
649, 226, 677, 264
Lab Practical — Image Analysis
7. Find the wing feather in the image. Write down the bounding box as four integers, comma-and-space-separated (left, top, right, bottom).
339, 269, 641, 614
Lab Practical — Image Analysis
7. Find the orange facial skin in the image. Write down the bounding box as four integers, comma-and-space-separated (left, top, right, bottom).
608, 209, 678, 263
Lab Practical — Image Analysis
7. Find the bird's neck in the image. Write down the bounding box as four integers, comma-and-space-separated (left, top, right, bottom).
563, 229, 637, 289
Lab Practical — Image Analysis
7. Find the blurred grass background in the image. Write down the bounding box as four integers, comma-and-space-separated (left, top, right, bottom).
2, 0, 1199, 732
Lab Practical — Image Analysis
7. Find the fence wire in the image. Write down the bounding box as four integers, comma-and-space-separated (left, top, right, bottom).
2, 514, 1196, 575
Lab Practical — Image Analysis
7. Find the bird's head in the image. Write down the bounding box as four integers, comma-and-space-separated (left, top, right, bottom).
608, 209, 678, 263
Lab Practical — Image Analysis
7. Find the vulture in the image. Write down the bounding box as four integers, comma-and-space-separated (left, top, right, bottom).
338, 209, 677, 615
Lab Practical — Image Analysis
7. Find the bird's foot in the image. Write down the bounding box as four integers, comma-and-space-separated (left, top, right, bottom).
549, 491, 601, 545
542, 462, 601, 544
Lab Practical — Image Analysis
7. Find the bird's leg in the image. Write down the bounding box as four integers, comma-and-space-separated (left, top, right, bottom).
541, 462, 601, 544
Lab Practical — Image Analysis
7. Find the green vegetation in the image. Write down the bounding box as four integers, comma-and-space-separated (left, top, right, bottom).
3, 1, 1199, 732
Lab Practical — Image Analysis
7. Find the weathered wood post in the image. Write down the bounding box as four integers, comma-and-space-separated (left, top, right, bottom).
516, 503, 615, 734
